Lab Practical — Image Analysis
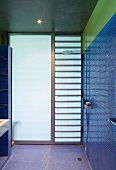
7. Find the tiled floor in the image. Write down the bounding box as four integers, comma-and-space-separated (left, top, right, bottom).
2, 145, 91, 170
0, 157, 7, 170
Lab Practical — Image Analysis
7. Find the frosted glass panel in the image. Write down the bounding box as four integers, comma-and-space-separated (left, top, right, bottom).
55, 120, 81, 125
55, 66, 81, 71
55, 138, 81, 142
55, 114, 81, 119
55, 36, 81, 41
55, 108, 81, 113
55, 90, 81, 95
55, 126, 81, 131
55, 102, 81, 107
10, 35, 51, 141
55, 72, 81, 77
55, 78, 81, 83
55, 60, 81, 65
55, 132, 81, 137
55, 84, 81, 89
55, 54, 81, 59
55, 42, 81, 47
55, 96, 81, 101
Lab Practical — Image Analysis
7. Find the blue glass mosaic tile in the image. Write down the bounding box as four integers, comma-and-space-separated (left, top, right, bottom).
83, 12, 116, 170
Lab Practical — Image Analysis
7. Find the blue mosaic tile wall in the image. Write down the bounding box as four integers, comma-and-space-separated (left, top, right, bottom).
82, 13, 116, 170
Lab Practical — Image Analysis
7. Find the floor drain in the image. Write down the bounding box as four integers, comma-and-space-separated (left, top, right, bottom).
77, 158, 83, 161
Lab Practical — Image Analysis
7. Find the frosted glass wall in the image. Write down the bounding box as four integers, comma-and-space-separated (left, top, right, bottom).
10, 35, 51, 141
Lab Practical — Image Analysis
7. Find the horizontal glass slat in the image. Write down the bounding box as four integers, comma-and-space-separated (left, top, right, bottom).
55, 36, 81, 41
55, 102, 81, 107
55, 84, 81, 89
55, 78, 81, 83
55, 60, 81, 65
55, 126, 81, 131
55, 138, 81, 142
55, 72, 81, 77
55, 132, 81, 137
55, 48, 81, 53
55, 54, 81, 59
55, 114, 81, 119
55, 96, 81, 101
55, 108, 81, 113
55, 90, 81, 95
55, 120, 81, 125
55, 42, 81, 47
55, 66, 81, 71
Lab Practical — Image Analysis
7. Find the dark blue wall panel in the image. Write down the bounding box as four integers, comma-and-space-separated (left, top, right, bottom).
83, 13, 116, 170
0, 46, 12, 169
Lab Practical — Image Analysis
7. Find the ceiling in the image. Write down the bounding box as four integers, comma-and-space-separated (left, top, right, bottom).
0, 0, 98, 33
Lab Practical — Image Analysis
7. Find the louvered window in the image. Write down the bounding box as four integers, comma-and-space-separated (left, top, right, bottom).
55, 35, 82, 143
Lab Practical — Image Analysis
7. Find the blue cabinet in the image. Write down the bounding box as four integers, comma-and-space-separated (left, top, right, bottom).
0, 46, 11, 169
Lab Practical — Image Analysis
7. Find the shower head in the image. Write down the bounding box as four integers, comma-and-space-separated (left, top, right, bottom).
63, 50, 81, 54
63, 50, 73, 54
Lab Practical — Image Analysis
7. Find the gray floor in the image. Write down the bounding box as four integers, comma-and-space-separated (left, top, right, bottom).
2, 145, 91, 170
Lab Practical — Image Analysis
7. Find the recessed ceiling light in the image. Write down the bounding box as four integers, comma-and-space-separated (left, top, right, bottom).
37, 19, 42, 24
